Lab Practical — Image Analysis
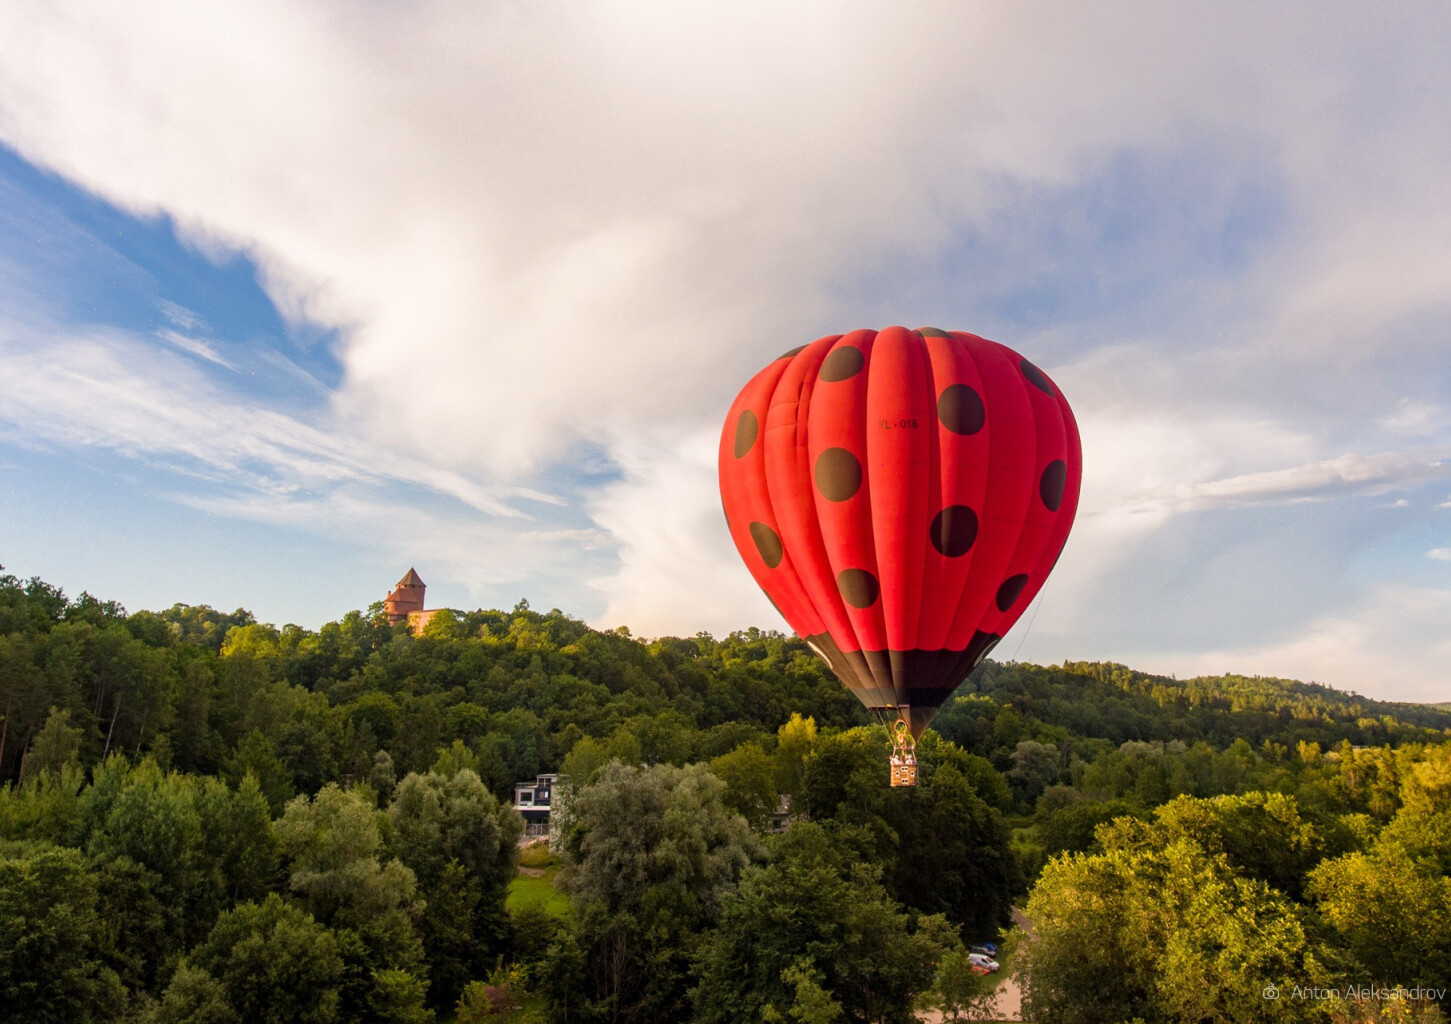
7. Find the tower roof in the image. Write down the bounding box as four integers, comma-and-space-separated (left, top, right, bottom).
397, 568, 425, 588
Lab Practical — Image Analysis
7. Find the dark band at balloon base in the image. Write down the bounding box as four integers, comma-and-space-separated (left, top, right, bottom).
803, 630, 1001, 739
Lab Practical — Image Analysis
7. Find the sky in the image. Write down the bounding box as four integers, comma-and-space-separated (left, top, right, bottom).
2, 2, 1450, 702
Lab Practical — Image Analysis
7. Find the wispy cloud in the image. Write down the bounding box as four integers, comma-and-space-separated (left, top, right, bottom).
1377, 400, 1449, 438
1123, 450, 1451, 515
155, 327, 237, 370
0, 317, 553, 520
179, 485, 611, 600
158, 299, 207, 332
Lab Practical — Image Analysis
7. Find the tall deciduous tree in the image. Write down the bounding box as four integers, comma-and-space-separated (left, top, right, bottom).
1019, 824, 1335, 1024
182, 893, 344, 1024
82, 758, 211, 953
1309, 807, 1451, 990
893, 759, 1019, 939
774, 713, 818, 800
275, 784, 431, 1022
692, 821, 950, 1024
709, 741, 779, 830
21, 707, 83, 781
388, 767, 522, 1007
551, 761, 760, 1023
0, 840, 126, 1023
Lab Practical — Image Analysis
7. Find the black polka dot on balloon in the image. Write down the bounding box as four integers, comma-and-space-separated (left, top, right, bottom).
837, 568, 880, 609
749, 522, 784, 569
733, 409, 759, 459
937, 383, 985, 435
1040, 460, 1067, 511
814, 447, 862, 502
778, 345, 806, 360
819, 346, 864, 382
996, 574, 1029, 612
1020, 359, 1055, 396
929, 505, 979, 557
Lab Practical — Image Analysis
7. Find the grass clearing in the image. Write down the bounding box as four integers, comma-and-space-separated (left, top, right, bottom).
507, 865, 570, 918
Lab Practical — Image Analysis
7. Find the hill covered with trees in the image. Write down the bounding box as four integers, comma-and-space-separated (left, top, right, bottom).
1, 567, 1448, 1023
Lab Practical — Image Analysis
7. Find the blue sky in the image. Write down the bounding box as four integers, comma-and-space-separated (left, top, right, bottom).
2, 3, 1450, 701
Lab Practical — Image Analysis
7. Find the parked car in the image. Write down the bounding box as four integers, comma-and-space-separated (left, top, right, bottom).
968, 953, 1000, 973
967, 943, 998, 957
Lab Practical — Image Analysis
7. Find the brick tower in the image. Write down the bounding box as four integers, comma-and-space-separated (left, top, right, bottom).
384, 568, 427, 626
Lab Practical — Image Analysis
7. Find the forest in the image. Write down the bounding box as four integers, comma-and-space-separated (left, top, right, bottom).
1, 567, 1449, 1023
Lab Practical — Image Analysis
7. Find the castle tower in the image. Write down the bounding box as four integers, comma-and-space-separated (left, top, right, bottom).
384, 568, 426, 625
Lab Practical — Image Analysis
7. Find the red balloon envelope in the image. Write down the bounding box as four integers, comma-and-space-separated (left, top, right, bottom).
718, 327, 1081, 776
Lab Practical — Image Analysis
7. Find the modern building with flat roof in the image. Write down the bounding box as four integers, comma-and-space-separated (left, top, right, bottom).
514, 772, 561, 842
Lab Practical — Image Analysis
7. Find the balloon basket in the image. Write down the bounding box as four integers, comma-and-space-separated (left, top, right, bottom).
889, 751, 918, 787
887, 717, 918, 787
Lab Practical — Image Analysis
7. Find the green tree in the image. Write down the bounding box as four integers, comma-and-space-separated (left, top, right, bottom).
762, 961, 845, 1024
1308, 808, 1451, 989
893, 759, 1019, 938
92, 853, 172, 994
274, 784, 429, 1021
226, 730, 294, 816
275, 783, 419, 929
0, 760, 87, 845
692, 821, 947, 1024
20, 706, 83, 781
932, 949, 997, 1023
475, 709, 548, 796
82, 758, 216, 954
184, 893, 344, 1024
559, 735, 610, 787
774, 713, 818, 800
1007, 740, 1061, 810
430, 739, 483, 779
1149, 791, 1336, 900
147, 962, 239, 1024
0, 840, 125, 1023
388, 768, 522, 1007
799, 728, 896, 861
367, 969, 434, 1024
369, 750, 399, 804
170, 660, 218, 774
1019, 824, 1335, 1024
710, 741, 779, 830
197, 773, 280, 905
95, 637, 170, 759
551, 761, 760, 1023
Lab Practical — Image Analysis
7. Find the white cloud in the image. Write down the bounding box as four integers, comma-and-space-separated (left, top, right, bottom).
1430, 548, 1451, 562
1124, 450, 1451, 515
2, 4, 1451, 695
158, 300, 207, 332
586, 428, 776, 638
1145, 585, 1451, 703
1378, 400, 1449, 438
10, 3, 1446, 476
155, 328, 238, 370
0, 318, 552, 519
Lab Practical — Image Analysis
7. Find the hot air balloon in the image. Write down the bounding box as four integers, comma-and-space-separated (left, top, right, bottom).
718, 327, 1081, 786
